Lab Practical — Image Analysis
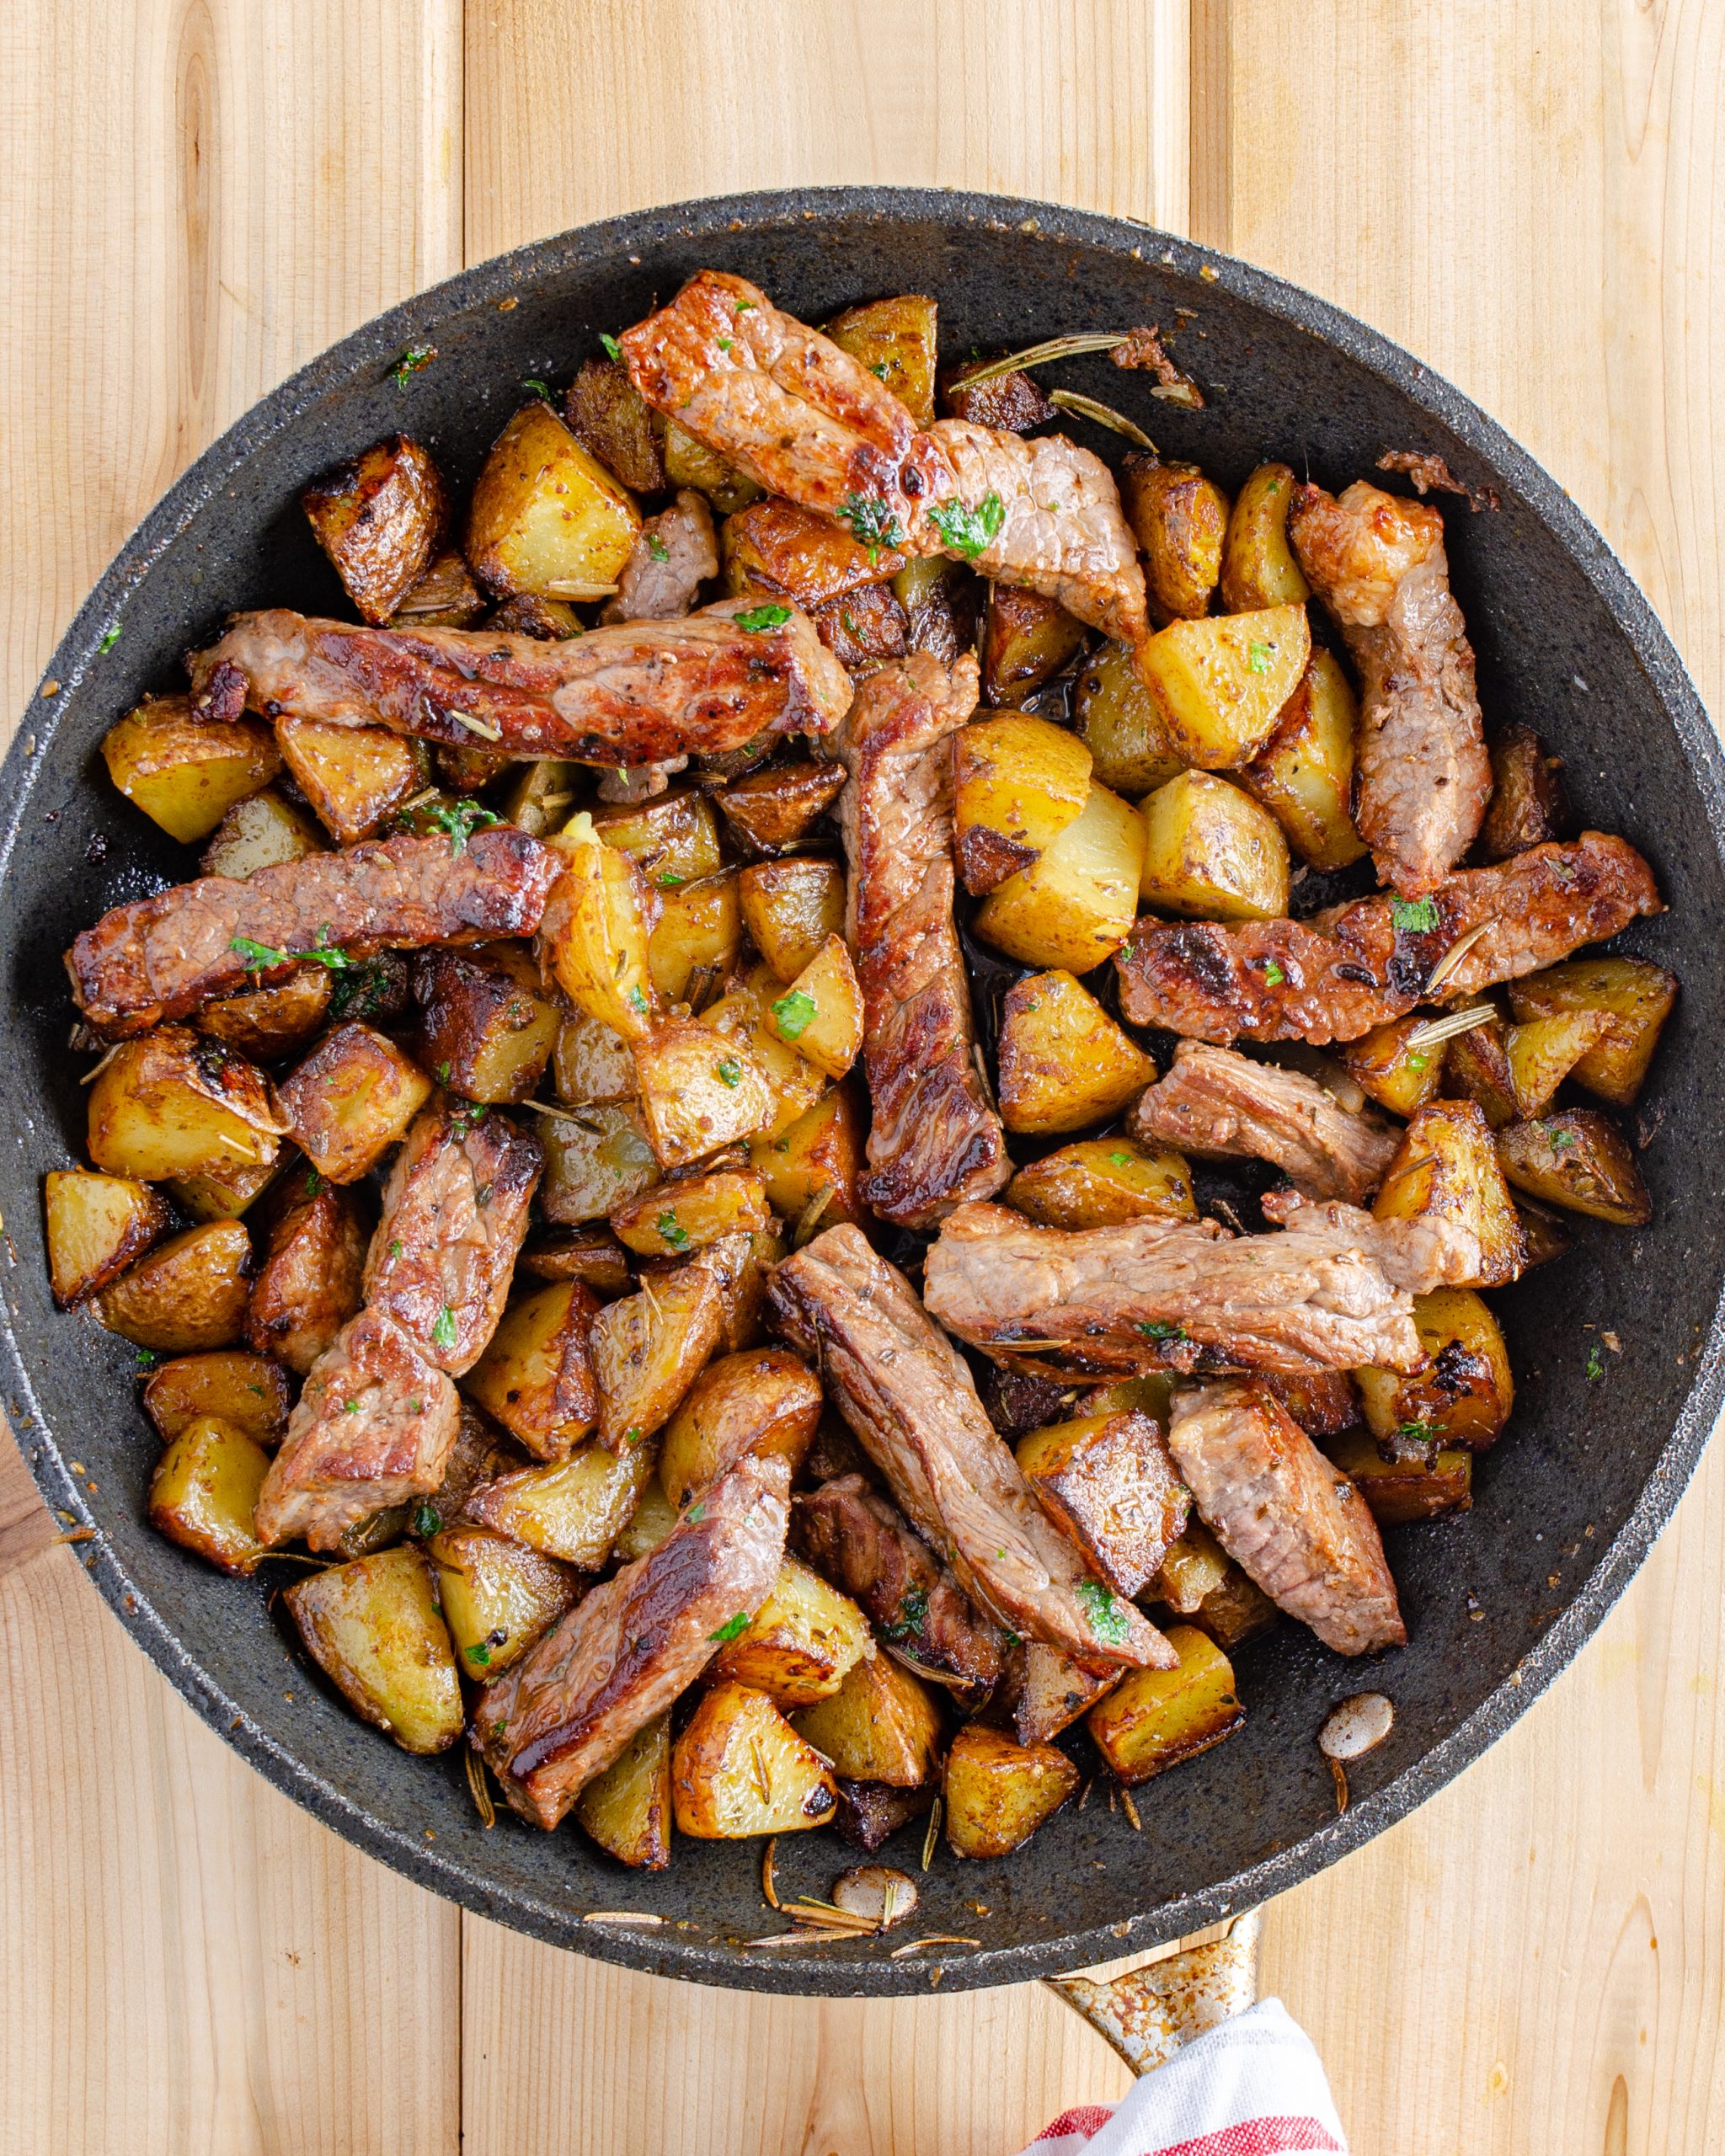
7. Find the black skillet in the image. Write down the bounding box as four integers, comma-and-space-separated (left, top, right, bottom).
3, 189, 1721, 1997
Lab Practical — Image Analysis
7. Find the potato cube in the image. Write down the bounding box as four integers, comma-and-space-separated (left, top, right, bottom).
648, 871, 742, 1005
953, 712, 1093, 896
1137, 603, 1310, 770
762, 935, 863, 1080
553, 1009, 636, 1106
45, 1169, 171, 1306
996, 970, 1156, 1135
1139, 768, 1290, 921
658, 1346, 823, 1508
168, 1162, 284, 1230
466, 400, 641, 600
538, 816, 661, 1042
791, 1652, 941, 1785
502, 757, 582, 839
737, 857, 847, 983
591, 787, 724, 888
462, 1441, 656, 1567
143, 1348, 291, 1447
102, 694, 282, 844
244, 1181, 366, 1375
425, 1523, 579, 1678
88, 1027, 286, 1182
716, 760, 846, 858
1444, 1006, 1518, 1129
196, 969, 334, 1064
1016, 1411, 1189, 1598
277, 1022, 431, 1182
980, 584, 1087, 707
671, 1682, 839, 1837
997, 1641, 1120, 1745
284, 1545, 463, 1754
199, 787, 327, 879
1494, 1109, 1652, 1226
710, 1555, 873, 1707
895, 554, 985, 666
1373, 1098, 1525, 1289
463, 1281, 600, 1460
1356, 1285, 1514, 1452
609, 1473, 681, 1562
1479, 723, 1573, 862
975, 782, 1146, 971
147, 1414, 273, 1576
1507, 957, 1677, 1107
538, 1102, 660, 1223
590, 1255, 725, 1450
1084, 1623, 1243, 1785
1075, 641, 1184, 797
97, 1220, 253, 1353
943, 1724, 1080, 1858
302, 435, 447, 622
611, 1169, 771, 1259
275, 716, 424, 843
1190, 1564, 1279, 1651
748, 1081, 866, 1233
1238, 648, 1366, 870
1005, 1139, 1196, 1230
389, 546, 486, 630
662, 419, 761, 515
698, 1226, 785, 1356
1506, 1010, 1613, 1118
563, 359, 666, 494
723, 494, 903, 603
705, 974, 830, 1137
633, 1017, 776, 1168
1121, 456, 1230, 621
411, 941, 561, 1104
576, 1712, 673, 1869
1219, 462, 1310, 613
1146, 1522, 1231, 1614
1326, 1428, 1473, 1526
812, 590, 908, 669
1341, 1012, 1447, 1118
825, 292, 939, 426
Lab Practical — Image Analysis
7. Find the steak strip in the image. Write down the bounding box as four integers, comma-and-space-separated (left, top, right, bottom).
771, 1226, 1172, 1669
67, 824, 559, 1038
836, 654, 1009, 1226
1114, 833, 1661, 1046
1260, 1187, 1487, 1298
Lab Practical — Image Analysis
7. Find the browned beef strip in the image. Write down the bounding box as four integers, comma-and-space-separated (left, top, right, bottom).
254, 1309, 460, 1550
184, 597, 851, 766
473, 1449, 789, 1829
836, 654, 1009, 1227
921, 1200, 1425, 1380
1128, 1040, 1401, 1203
1167, 1380, 1405, 1655
1115, 834, 1662, 1046
793, 1474, 1003, 1708
770, 1226, 1172, 1669
67, 825, 559, 1038
362, 1099, 542, 1375
1259, 1187, 1487, 1297
1290, 479, 1492, 896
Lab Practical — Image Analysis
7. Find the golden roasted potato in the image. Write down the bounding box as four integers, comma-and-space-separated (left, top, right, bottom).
1374, 1098, 1525, 1288
1494, 1110, 1652, 1226
412, 942, 561, 1104
737, 857, 847, 983
537, 1102, 660, 1225
425, 1523, 579, 1678
1016, 1410, 1188, 1598
1515, 1195, 1573, 1270
275, 717, 424, 844
611, 1169, 771, 1259
1443, 1005, 1517, 1129
1507, 957, 1677, 1107
502, 757, 582, 837
1147, 1522, 1231, 1614
196, 969, 334, 1064
609, 1472, 680, 1561
389, 546, 486, 630
706, 1225, 786, 1355
101, 694, 282, 844
975, 782, 1146, 971
1478, 723, 1572, 862
943, 1724, 1080, 1858
649, 872, 743, 1005
748, 1081, 866, 1233
895, 553, 984, 664
723, 494, 903, 604
980, 584, 1088, 707
1085, 1624, 1243, 1785
663, 418, 762, 515
761, 935, 863, 1081
1261, 1366, 1361, 1438
1120, 456, 1230, 620
576, 1713, 673, 1869
97, 1220, 252, 1353
44, 1169, 171, 1307
518, 1225, 633, 1296
537, 815, 661, 1042
563, 359, 667, 493
591, 787, 724, 889
467, 400, 641, 600
1190, 1565, 1279, 1651
672, 1681, 839, 1837
1005, 1138, 1196, 1230
462, 1440, 656, 1567
463, 1281, 600, 1460
244, 1179, 366, 1375
276, 1022, 431, 1182
792, 1652, 942, 1785
710, 1555, 873, 1707
147, 1415, 272, 1575
1218, 462, 1310, 612
996, 969, 1156, 1136
302, 435, 447, 623
1238, 648, 1366, 870
658, 1344, 820, 1505
997, 1641, 1119, 1745
285, 1545, 463, 1754
704, 972, 830, 1138
1137, 604, 1311, 770
633, 1017, 776, 1169
143, 1348, 291, 1447
199, 787, 327, 878
1341, 1011, 1448, 1118
1506, 1010, 1613, 1118
715, 759, 846, 858
825, 292, 939, 426
1139, 768, 1290, 921
1074, 641, 1185, 797
590, 1255, 725, 1450
553, 1009, 637, 1106
1326, 1427, 1473, 1525
810, 584, 909, 668
952, 712, 1093, 897
1357, 1285, 1514, 1451
88, 1027, 286, 1182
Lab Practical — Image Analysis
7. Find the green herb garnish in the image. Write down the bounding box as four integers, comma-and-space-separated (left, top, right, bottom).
465, 1642, 492, 1668
431, 1305, 458, 1353
646, 533, 670, 562
869, 360, 889, 379
1247, 641, 1272, 675
412, 1503, 442, 1539
134, 1347, 158, 1369
717, 336, 734, 354
1263, 960, 1286, 986
686, 1501, 707, 1524
1394, 1420, 1438, 1446
390, 344, 435, 388
734, 603, 792, 632
304, 1168, 324, 1197
883, 1586, 928, 1641
836, 493, 903, 561
708, 1610, 750, 1645
521, 377, 553, 400
1108, 1150, 1134, 1167
1585, 1341, 1605, 1382
772, 989, 818, 1041
1076, 1579, 1130, 1646
1548, 1128, 1577, 1152
656, 1211, 691, 1252
388, 1239, 403, 1259
656, 869, 685, 888
1136, 1320, 1188, 1344
98, 623, 122, 654
714, 1059, 743, 1089
1407, 1051, 1431, 1073
600, 333, 622, 362
626, 984, 649, 1017
926, 491, 1004, 562
1391, 896, 1440, 933
422, 797, 500, 856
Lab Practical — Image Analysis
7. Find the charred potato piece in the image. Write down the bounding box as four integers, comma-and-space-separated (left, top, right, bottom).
952, 712, 1093, 897
563, 358, 667, 493
285, 1545, 462, 1754
938, 359, 1055, 433
980, 584, 1087, 707
494, 594, 588, 642
1444, 1005, 1517, 1129
943, 1724, 1079, 1858
1084, 1623, 1242, 1785
1326, 1428, 1472, 1525
425, 1523, 579, 1678
705, 1225, 785, 1355
1238, 648, 1366, 870
147, 1415, 273, 1576
97, 1220, 252, 1353
762, 935, 864, 1081
894, 553, 984, 665
412, 941, 561, 1104
975, 782, 1146, 971
143, 1348, 292, 1447
609, 1472, 680, 1562
277, 1022, 431, 1182
1374, 1097, 1525, 1288
660, 1346, 822, 1507
164, 1157, 280, 1224
553, 1008, 637, 1106
1478, 723, 1573, 862
633, 1017, 776, 1168
649, 872, 742, 1006
101, 694, 282, 844
1146, 1522, 1231, 1614
503, 758, 582, 839
199, 787, 326, 879
302, 435, 447, 623
723, 494, 903, 603
663, 419, 761, 515
576, 1711, 673, 1869
462, 1440, 655, 1567
738, 857, 847, 983
1357, 1285, 1514, 1452
791, 1652, 942, 1785
591, 787, 724, 889
1189, 1565, 1279, 1651
518, 1225, 633, 1296
1341, 1012, 1448, 1118
389, 546, 486, 630
810, 583, 909, 669
88, 1027, 286, 1182
1516, 1196, 1573, 1270
1016, 1411, 1189, 1599
1140, 768, 1290, 921
467, 400, 640, 600
463, 1280, 600, 1460
537, 1102, 660, 1225
275, 717, 424, 843
1005, 1138, 1196, 1230
196, 969, 334, 1064
611, 1169, 771, 1259
435, 742, 515, 793
1495, 1110, 1652, 1226
825, 293, 939, 427
1137, 604, 1311, 770
538, 815, 661, 1043
705, 974, 830, 1137
1506, 1010, 1614, 1118
1120, 456, 1230, 621
45, 1169, 171, 1306
996, 969, 1156, 1135
1507, 958, 1677, 1107
672, 1681, 839, 1837
1219, 462, 1310, 613
1261, 1368, 1360, 1438
590, 1255, 725, 1450
1075, 641, 1185, 798
997, 1641, 1119, 1745
716, 760, 846, 857
244, 1181, 366, 1375
709, 1555, 873, 1706
749, 1081, 866, 1233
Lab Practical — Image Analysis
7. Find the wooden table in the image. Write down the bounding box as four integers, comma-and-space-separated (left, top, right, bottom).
3, 4, 1722, 2149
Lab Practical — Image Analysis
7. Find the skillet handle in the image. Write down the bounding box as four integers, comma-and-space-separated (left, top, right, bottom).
1043, 1909, 1261, 2075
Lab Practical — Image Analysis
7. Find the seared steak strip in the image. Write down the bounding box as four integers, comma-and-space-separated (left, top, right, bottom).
921, 1200, 1425, 1379
1260, 1187, 1487, 1297
184, 597, 851, 766
474, 1449, 789, 1829
67, 825, 559, 1038
254, 1309, 460, 1551
1129, 1039, 1401, 1203
1116, 833, 1661, 1045
836, 653, 1009, 1226
771, 1226, 1172, 1668
1290, 479, 1491, 895
1168, 1380, 1406, 1655
793, 1473, 1003, 1708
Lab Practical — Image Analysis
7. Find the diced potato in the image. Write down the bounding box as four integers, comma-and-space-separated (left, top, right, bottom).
1326, 1428, 1473, 1525
1374, 1098, 1525, 1288
710, 1555, 873, 1707
762, 935, 863, 1080
648, 871, 742, 1005
662, 419, 761, 515
244, 1181, 366, 1375
1190, 1565, 1279, 1651
1443, 1005, 1517, 1129
704, 1225, 785, 1355
199, 787, 327, 879
590, 1256, 725, 1450
611, 1170, 771, 1259
389, 545, 487, 630
1356, 1285, 1514, 1452
1516, 1196, 1573, 1269
285, 1545, 462, 1754
1016, 1411, 1189, 1599
1005, 1138, 1196, 1230
975, 782, 1146, 971
576, 1712, 673, 1869
895, 554, 985, 664
1138, 605, 1311, 771
814, 585, 911, 667
463, 1281, 600, 1460
277, 1022, 431, 1182
671, 1681, 839, 1837
168, 1161, 280, 1235
609, 1472, 680, 1561
715, 760, 846, 857
1506, 1010, 1613, 1118
952, 713, 1093, 897
723, 494, 902, 604
102, 694, 282, 844
749, 1081, 866, 1234
563, 359, 666, 494
1218, 462, 1310, 612
302, 435, 447, 623
1238, 648, 1365, 870
412, 942, 561, 1104
425, 1523, 579, 1678
1341, 1012, 1448, 1118
502, 757, 583, 838
1120, 456, 1230, 621
553, 1009, 636, 1106
143, 1348, 291, 1447
1085, 1623, 1243, 1785
1075, 641, 1185, 797
1479, 723, 1572, 862
1139, 768, 1290, 921
659, 1347, 822, 1508
275, 717, 423, 843
1147, 1523, 1231, 1614
45, 1169, 171, 1306
537, 816, 661, 1043
943, 1724, 1080, 1858
335, 1507, 412, 1562
1507, 958, 1678, 1107
591, 787, 724, 888
825, 292, 939, 426
1261, 1367, 1360, 1438
791, 1652, 941, 1785
97, 1220, 252, 1353
997, 1641, 1120, 1745
538, 1102, 660, 1224
633, 1017, 776, 1168
88, 1027, 286, 1182
737, 857, 847, 983
980, 585, 1087, 707
462, 1441, 656, 1567
1495, 1110, 1652, 1226
147, 1415, 273, 1576
518, 1225, 633, 1296
996, 970, 1156, 1136
196, 969, 334, 1064
705, 972, 830, 1137
466, 400, 641, 600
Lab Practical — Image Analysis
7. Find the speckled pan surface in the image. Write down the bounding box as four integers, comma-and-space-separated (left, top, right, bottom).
3, 188, 1721, 1997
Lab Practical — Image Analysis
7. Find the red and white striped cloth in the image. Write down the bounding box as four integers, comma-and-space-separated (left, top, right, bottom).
1015, 2001, 1348, 2156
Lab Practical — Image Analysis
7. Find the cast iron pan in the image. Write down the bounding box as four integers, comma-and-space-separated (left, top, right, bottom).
3, 189, 1721, 1996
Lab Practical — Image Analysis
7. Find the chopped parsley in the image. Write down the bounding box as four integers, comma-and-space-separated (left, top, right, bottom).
772, 988, 818, 1040
304, 1168, 324, 1197
734, 602, 792, 632
412, 1503, 442, 1538
1390, 896, 1440, 934
1247, 641, 1272, 675
883, 1585, 929, 1641
717, 336, 734, 354
422, 797, 500, 855
431, 1305, 458, 1353
1135, 1320, 1188, 1344
328, 958, 397, 1022
388, 1238, 403, 1259
708, 1610, 751, 1645
646, 532, 670, 563
342, 1399, 360, 1414
714, 1058, 743, 1089
685, 1501, 707, 1524
836, 492, 903, 561
1263, 960, 1286, 986
1076, 1579, 1130, 1646
229, 926, 354, 974
600, 333, 622, 362
734, 300, 755, 315
389, 344, 436, 388
626, 984, 649, 1017
869, 360, 889, 379
464, 1642, 493, 1667
623, 1426, 644, 1447
436, 1061, 451, 1086
1406, 1051, 1431, 1074
1394, 1420, 1438, 1446
656, 1210, 691, 1252
1547, 1127, 1577, 1152
409, 1399, 424, 1416
656, 869, 684, 888
134, 1347, 159, 1369
1108, 1150, 1134, 1167
521, 377, 553, 400
1584, 1341, 1605, 1382
98, 623, 122, 654
926, 490, 1005, 561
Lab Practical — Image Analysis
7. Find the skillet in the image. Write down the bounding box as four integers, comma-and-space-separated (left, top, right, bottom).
3, 186, 1721, 1996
